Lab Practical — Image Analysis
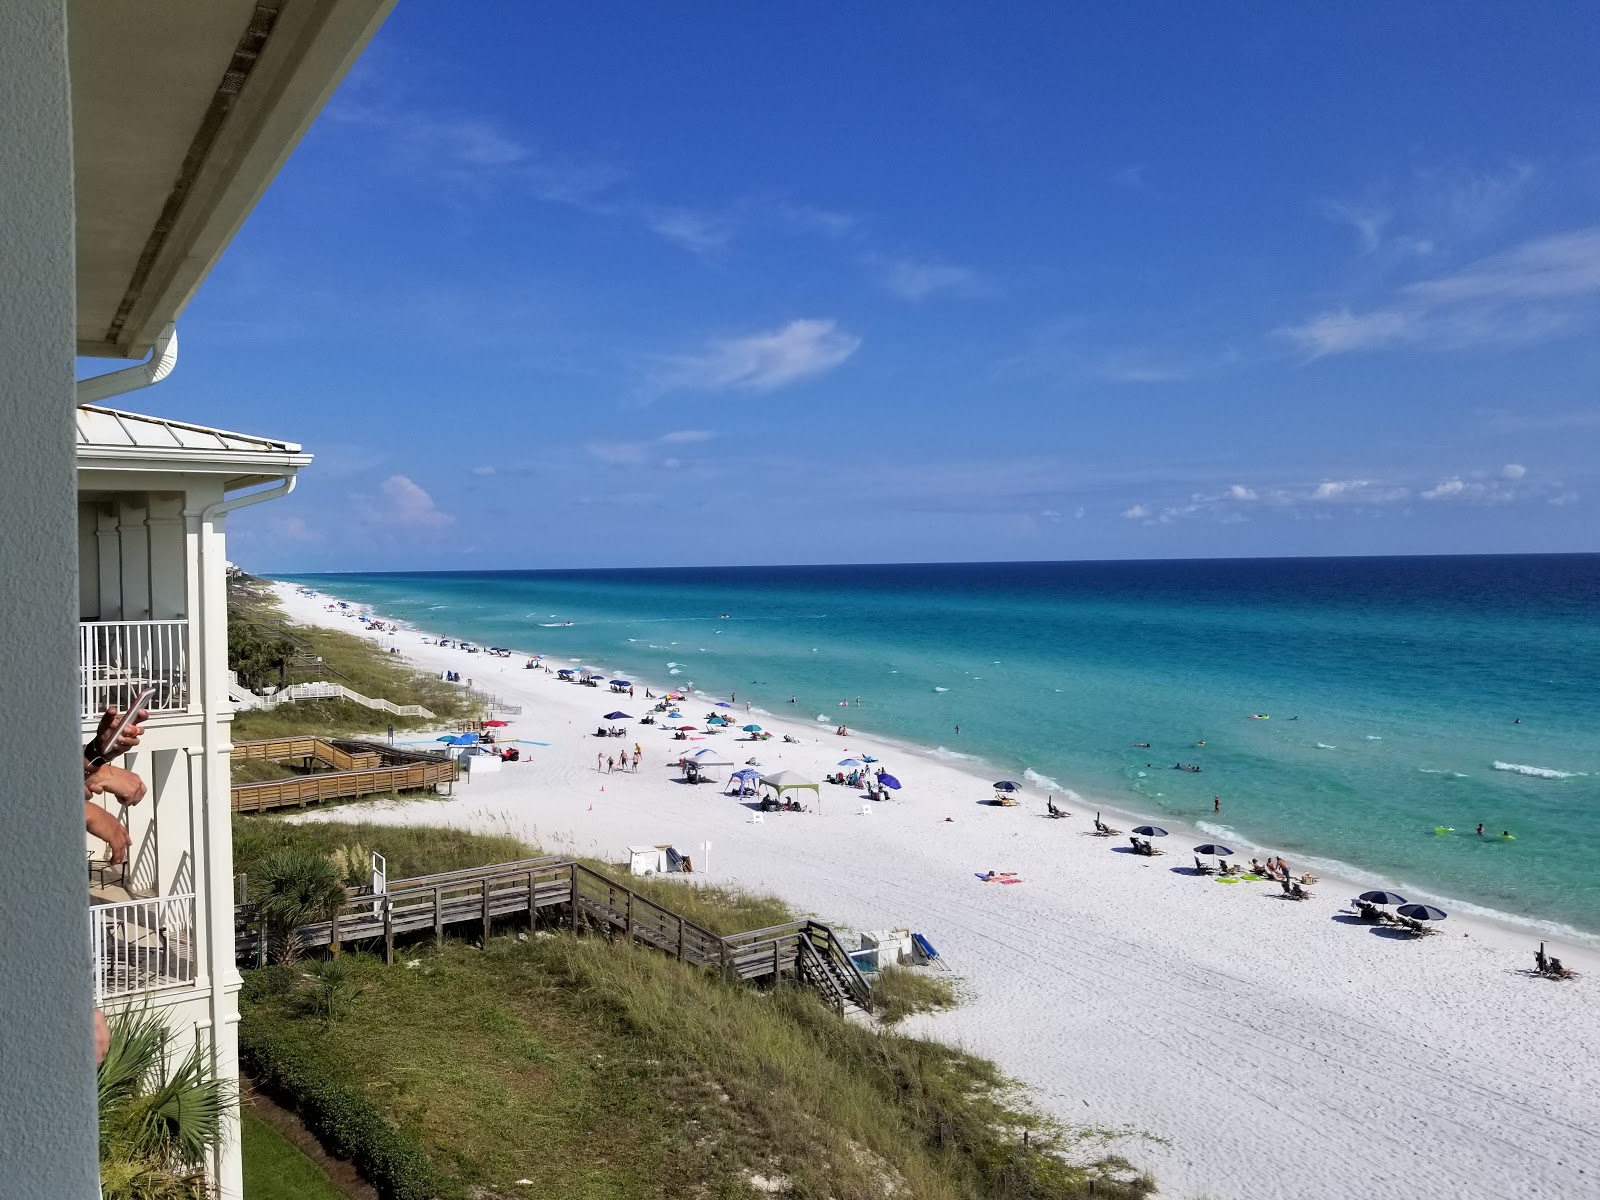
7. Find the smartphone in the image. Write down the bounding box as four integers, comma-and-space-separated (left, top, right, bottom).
100, 686, 156, 757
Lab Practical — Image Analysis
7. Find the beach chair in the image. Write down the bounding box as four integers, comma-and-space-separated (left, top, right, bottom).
1194, 857, 1215, 875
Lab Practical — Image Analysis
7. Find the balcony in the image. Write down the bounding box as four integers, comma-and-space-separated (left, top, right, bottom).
90, 893, 198, 1003
80, 619, 189, 718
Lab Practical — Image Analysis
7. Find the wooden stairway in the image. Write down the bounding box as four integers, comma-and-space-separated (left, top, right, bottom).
238, 857, 874, 1018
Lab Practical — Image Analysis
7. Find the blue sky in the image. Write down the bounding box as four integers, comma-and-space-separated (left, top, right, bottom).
135, 3, 1600, 570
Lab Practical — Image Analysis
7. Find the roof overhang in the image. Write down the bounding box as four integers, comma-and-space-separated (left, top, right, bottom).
75, 404, 313, 491
71, 0, 394, 360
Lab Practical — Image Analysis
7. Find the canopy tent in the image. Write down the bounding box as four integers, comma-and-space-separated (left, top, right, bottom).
759, 769, 820, 798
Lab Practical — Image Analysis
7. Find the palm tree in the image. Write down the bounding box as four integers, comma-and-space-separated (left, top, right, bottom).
98, 1008, 230, 1199
253, 848, 347, 963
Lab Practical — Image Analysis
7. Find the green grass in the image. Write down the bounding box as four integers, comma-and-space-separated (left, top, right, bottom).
231, 758, 308, 785
870, 965, 959, 1025
240, 1109, 346, 1200
236, 821, 1155, 1200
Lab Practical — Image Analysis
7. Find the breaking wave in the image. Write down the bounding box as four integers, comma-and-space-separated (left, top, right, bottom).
1493, 761, 1583, 779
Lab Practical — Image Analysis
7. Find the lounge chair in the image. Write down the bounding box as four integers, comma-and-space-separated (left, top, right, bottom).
1290, 882, 1313, 900
1193, 857, 1215, 875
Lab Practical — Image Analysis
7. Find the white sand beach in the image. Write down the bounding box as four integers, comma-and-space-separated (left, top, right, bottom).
267, 582, 1600, 1200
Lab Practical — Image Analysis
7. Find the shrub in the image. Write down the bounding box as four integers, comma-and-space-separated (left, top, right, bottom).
252, 848, 346, 963
240, 1017, 440, 1200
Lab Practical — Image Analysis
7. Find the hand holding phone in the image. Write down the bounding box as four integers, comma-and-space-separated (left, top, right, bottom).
90, 688, 155, 764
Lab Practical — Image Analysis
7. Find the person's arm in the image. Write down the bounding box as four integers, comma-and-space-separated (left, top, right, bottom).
85, 799, 131, 864
86, 762, 146, 807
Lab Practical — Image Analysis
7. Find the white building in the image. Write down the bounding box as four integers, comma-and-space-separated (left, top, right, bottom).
1, 3, 393, 1196
79, 405, 312, 1196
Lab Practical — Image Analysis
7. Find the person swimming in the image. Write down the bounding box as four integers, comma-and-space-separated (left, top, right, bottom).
1477, 823, 1485, 836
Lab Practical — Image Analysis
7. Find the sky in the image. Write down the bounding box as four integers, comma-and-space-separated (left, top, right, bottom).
121, 3, 1600, 571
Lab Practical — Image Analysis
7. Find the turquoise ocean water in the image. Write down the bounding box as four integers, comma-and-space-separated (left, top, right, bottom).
279, 556, 1600, 939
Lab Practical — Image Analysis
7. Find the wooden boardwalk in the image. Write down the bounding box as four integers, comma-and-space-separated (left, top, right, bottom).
239, 857, 873, 1018
231, 737, 457, 813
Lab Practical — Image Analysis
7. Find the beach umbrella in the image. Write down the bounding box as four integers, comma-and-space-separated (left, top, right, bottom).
677, 725, 698, 731
693, 748, 717, 757
706, 716, 727, 725
611, 679, 632, 686
877, 773, 902, 790
447, 733, 479, 745
483, 720, 510, 727
603, 711, 632, 721
1358, 890, 1409, 906
838, 758, 863, 767
1193, 843, 1233, 857
435, 735, 457, 742
993, 780, 1021, 792
1132, 825, 1169, 838
715, 701, 732, 708
1396, 904, 1448, 922
744, 724, 764, 733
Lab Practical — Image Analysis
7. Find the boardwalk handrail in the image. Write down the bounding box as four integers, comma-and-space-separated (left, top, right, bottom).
241, 856, 871, 1015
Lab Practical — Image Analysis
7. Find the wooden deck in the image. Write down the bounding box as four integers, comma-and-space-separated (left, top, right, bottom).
238, 857, 873, 1017
231, 737, 457, 813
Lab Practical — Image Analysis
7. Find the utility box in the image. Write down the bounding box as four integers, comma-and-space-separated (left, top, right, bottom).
629, 845, 668, 875
460, 750, 499, 773
858, 929, 912, 969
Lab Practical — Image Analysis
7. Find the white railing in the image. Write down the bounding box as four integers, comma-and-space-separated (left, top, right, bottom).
234, 679, 435, 718
90, 892, 198, 1002
80, 619, 189, 718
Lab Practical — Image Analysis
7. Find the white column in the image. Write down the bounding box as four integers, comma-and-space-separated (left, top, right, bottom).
146, 492, 187, 620
0, 2, 102, 1195
96, 502, 121, 619
116, 495, 152, 620
196, 513, 243, 1200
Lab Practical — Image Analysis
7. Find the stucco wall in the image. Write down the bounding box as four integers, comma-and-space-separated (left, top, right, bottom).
0, 1, 102, 1194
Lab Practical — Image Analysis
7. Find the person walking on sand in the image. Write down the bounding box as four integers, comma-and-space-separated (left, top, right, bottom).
597, 752, 603, 773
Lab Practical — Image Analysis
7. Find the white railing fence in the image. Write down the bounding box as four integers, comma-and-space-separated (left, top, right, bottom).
90, 892, 198, 1002
80, 619, 189, 718
232, 679, 435, 719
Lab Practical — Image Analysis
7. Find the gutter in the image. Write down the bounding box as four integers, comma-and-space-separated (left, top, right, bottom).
76, 324, 179, 405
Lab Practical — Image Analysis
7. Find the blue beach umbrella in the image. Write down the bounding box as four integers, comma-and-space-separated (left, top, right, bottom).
1396, 904, 1448, 922
707, 716, 728, 725
447, 733, 479, 746
877, 773, 902, 790
1358, 890, 1409, 906
435, 735, 457, 742
610, 679, 631, 686
1193, 843, 1233, 857
993, 780, 1021, 792
744, 724, 764, 733
838, 758, 863, 767
1132, 825, 1169, 838
693, 748, 717, 757
715, 701, 732, 708
603, 711, 632, 721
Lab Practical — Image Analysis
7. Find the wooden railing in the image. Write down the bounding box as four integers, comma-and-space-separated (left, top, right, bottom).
234, 680, 436, 719
238, 857, 872, 1015
230, 737, 456, 813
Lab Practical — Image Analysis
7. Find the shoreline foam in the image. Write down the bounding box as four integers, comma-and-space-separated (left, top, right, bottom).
263, 579, 1600, 1199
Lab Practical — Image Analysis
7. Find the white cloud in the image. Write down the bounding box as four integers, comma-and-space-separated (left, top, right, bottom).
585, 441, 650, 465
1226, 484, 1258, 501
659, 429, 714, 444
1281, 226, 1600, 358
657, 318, 860, 394
470, 465, 496, 476
1422, 478, 1467, 500
1501, 463, 1527, 480
266, 514, 323, 544
1318, 200, 1389, 254
374, 475, 453, 528
873, 256, 989, 301
1073, 506, 1087, 520
646, 207, 733, 254
1120, 504, 1150, 519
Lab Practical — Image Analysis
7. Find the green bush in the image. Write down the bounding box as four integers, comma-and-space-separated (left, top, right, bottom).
240, 1016, 440, 1200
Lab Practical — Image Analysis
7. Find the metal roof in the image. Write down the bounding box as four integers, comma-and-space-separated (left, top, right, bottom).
75, 405, 302, 454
